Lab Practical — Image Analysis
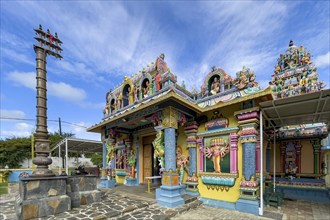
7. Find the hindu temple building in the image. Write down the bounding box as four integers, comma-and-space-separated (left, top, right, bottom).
88, 41, 329, 214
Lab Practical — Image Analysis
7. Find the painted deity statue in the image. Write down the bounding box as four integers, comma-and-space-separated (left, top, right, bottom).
210, 77, 220, 95
117, 93, 123, 110
156, 53, 169, 75
235, 71, 249, 90
127, 86, 134, 105
142, 80, 150, 98
176, 149, 189, 185
152, 130, 165, 168
155, 72, 162, 91
134, 85, 139, 102
106, 140, 115, 164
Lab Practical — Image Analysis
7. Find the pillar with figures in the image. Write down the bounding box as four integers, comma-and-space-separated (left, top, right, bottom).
156, 107, 184, 208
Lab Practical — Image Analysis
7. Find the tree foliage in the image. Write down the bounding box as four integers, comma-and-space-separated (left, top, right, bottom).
0, 132, 74, 168
86, 153, 103, 168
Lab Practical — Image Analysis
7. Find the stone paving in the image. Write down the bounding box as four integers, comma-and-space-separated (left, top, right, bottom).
1, 183, 329, 220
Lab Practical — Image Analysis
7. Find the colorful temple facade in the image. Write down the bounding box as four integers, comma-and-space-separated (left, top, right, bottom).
88, 41, 329, 214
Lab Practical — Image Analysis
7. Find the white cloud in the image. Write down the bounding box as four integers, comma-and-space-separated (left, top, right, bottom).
15, 122, 34, 131
314, 52, 330, 68
6, 71, 35, 89
0, 109, 26, 118
48, 82, 86, 102
6, 71, 86, 102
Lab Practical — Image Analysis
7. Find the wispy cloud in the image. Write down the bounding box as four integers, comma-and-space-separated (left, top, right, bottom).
0, 109, 26, 118
314, 51, 330, 68
6, 71, 86, 103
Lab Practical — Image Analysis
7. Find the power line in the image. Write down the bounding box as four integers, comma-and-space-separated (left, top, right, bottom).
0, 117, 88, 128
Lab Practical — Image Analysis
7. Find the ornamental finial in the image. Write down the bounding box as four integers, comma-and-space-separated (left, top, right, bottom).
289, 40, 294, 47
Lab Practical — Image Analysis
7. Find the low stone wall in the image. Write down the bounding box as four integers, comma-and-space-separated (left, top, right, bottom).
67, 175, 102, 208
15, 176, 71, 220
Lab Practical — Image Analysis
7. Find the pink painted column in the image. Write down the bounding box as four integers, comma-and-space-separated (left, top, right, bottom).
197, 137, 204, 172
230, 133, 238, 174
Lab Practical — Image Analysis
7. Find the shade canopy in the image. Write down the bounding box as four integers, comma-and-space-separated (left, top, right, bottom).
260, 89, 330, 129
50, 137, 103, 154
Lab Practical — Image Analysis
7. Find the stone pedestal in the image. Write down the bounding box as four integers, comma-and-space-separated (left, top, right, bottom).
125, 177, 138, 186
99, 177, 116, 189
156, 171, 184, 208
15, 176, 71, 220
67, 176, 102, 208
236, 199, 260, 215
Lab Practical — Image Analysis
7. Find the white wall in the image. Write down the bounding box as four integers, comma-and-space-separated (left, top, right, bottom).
20, 157, 96, 169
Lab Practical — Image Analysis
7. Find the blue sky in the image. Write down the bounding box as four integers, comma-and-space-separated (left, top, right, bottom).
1, 1, 329, 140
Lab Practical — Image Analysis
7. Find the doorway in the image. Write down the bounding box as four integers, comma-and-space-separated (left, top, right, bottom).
142, 135, 161, 184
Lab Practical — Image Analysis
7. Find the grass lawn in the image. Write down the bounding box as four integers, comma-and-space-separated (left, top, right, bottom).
0, 182, 8, 195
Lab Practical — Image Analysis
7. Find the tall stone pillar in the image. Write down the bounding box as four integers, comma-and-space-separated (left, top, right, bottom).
32, 47, 54, 177
156, 107, 184, 208
311, 139, 321, 175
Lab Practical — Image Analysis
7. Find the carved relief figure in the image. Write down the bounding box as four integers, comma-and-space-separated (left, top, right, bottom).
235, 71, 249, 89
134, 84, 139, 102
156, 53, 169, 74
117, 93, 123, 110
127, 86, 134, 105
142, 79, 150, 98
155, 72, 162, 91
210, 76, 220, 95
152, 130, 165, 168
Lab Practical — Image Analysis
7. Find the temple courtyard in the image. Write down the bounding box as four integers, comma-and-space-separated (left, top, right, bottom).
1, 183, 329, 220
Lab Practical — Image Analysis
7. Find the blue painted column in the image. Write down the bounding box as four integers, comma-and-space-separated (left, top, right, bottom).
165, 128, 176, 172
102, 142, 107, 169
189, 148, 197, 176
243, 142, 256, 181
98, 141, 108, 189
156, 107, 184, 208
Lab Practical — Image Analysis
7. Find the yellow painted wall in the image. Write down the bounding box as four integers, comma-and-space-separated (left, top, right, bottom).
269, 143, 282, 173
301, 141, 313, 174
116, 175, 126, 184
196, 103, 242, 202
269, 140, 315, 174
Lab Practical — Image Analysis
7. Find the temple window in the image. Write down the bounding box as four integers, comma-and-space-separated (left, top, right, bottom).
122, 84, 131, 107
242, 100, 255, 110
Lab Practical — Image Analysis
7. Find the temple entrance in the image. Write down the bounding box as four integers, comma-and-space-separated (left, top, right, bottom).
143, 143, 153, 183
142, 134, 161, 184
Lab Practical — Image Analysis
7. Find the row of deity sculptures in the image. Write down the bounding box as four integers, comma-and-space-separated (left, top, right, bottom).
201, 66, 259, 97
270, 41, 325, 99
103, 54, 170, 115
274, 40, 312, 73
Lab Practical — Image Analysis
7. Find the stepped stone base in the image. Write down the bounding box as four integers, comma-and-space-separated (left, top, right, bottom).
15, 176, 71, 220
156, 185, 185, 208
